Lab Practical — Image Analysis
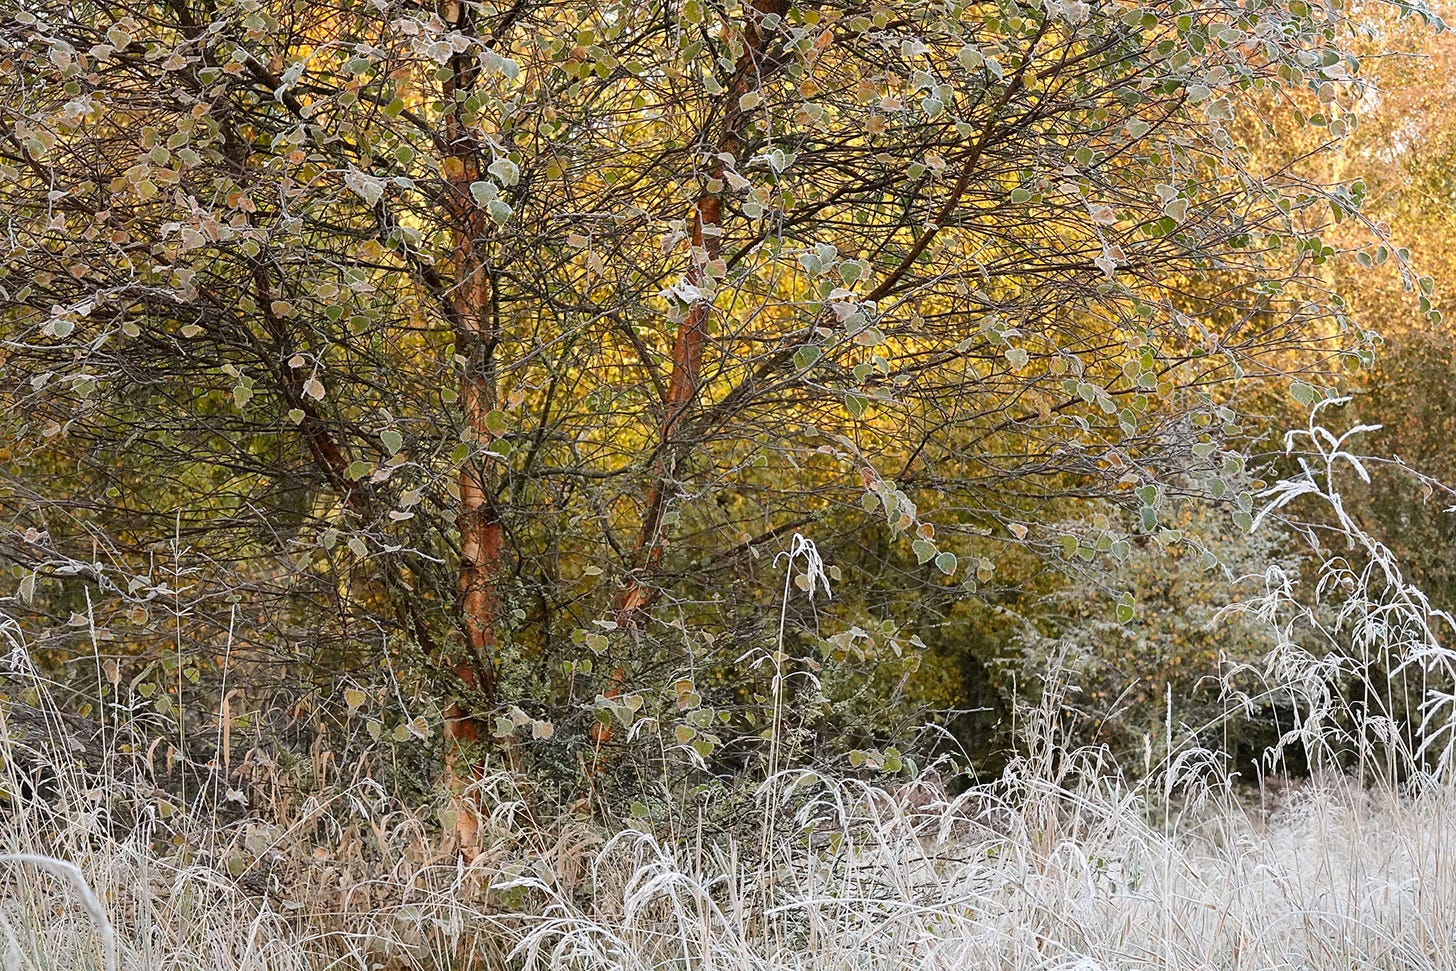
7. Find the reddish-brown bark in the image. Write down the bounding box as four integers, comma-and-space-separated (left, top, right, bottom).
592, 2, 790, 754
440, 4, 503, 855
615, 0, 789, 626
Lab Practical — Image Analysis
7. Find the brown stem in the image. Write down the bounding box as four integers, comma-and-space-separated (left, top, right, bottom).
593, 0, 789, 758
615, 0, 790, 626
440, 1, 504, 855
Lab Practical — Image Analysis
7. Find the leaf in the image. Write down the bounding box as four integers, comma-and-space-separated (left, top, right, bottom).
380, 430, 403, 454
303, 377, 325, 400
844, 393, 867, 419
1006, 347, 1029, 369
1290, 381, 1318, 406
794, 345, 821, 370
488, 157, 520, 186
1116, 593, 1136, 624
934, 551, 957, 575
344, 168, 384, 207
485, 409, 509, 435
911, 538, 936, 565
1007, 522, 1028, 540
469, 180, 498, 207
344, 688, 367, 711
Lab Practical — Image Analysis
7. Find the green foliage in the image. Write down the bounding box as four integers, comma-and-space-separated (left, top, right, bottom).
1008, 507, 1303, 766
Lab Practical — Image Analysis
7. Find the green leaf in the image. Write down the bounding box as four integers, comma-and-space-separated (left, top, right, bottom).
469, 180, 497, 207
1116, 593, 1135, 625
488, 157, 520, 186
934, 551, 957, 575
794, 344, 821, 370
380, 430, 403, 454
1290, 381, 1318, 406
485, 409, 509, 436
844, 393, 867, 419
911, 538, 936, 565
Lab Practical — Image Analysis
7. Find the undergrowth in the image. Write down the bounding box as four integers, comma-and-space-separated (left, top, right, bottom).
4, 403, 1456, 970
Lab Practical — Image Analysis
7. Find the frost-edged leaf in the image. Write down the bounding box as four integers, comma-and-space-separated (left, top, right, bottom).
344, 168, 384, 207
488, 157, 520, 186
469, 180, 498, 207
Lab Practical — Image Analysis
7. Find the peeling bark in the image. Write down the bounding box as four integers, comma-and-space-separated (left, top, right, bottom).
441, 2, 503, 857
616, 0, 790, 625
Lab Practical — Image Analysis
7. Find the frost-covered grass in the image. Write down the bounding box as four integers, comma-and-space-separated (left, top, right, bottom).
6, 737, 1456, 971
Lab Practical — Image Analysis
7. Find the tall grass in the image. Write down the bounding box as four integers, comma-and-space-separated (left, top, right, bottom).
9, 725, 1456, 970
4, 402, 1456, 970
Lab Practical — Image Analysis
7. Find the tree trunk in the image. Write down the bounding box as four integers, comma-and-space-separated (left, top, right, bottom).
593, 1, 790, 757
441, 2, 501, 859
616, 0, 789, 624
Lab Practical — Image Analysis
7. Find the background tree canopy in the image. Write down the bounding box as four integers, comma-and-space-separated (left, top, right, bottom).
1, 0, 1447, 816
